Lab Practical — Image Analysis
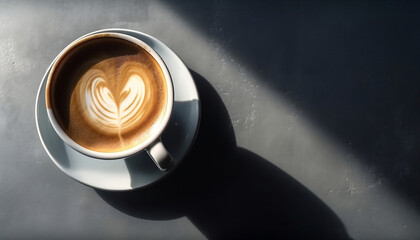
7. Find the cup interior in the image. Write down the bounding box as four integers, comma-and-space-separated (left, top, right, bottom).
45, 32, 173, 159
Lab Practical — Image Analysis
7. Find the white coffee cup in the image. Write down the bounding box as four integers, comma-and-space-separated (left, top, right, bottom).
45, 32, 174, 171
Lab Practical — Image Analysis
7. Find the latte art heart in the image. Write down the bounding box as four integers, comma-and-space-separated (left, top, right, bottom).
83, 71, 146, 134
77, 63, 158, 139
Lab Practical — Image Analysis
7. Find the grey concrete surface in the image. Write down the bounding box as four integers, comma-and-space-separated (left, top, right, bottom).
1, 0, 420, 239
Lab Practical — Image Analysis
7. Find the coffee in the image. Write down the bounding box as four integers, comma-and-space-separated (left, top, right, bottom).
47, 37, 168, 153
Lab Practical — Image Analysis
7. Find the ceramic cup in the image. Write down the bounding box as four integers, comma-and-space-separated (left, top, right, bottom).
45, 32, 174, 171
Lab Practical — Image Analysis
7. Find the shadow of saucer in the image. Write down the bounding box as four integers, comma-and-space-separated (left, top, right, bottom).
96, 71, 351, 239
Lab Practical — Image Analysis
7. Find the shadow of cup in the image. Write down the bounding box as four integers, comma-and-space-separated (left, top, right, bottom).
96, 71, 351, 239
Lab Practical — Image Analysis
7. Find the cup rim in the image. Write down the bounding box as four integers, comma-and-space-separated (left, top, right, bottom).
45, 32, 174, 159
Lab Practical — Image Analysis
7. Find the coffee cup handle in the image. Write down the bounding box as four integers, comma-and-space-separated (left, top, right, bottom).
147, 139, 173, 171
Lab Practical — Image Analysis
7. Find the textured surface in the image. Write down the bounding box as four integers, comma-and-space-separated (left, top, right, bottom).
1, 0, 420, 239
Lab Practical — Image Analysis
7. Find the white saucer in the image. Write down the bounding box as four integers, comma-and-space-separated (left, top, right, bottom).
35, 29, 200, 191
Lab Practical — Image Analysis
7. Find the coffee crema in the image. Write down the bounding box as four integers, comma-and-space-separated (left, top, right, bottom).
47, 37, 168, 153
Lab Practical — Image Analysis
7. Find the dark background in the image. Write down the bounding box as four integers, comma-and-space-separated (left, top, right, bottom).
162, 0, 420, 212
0, 0, 419, 239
